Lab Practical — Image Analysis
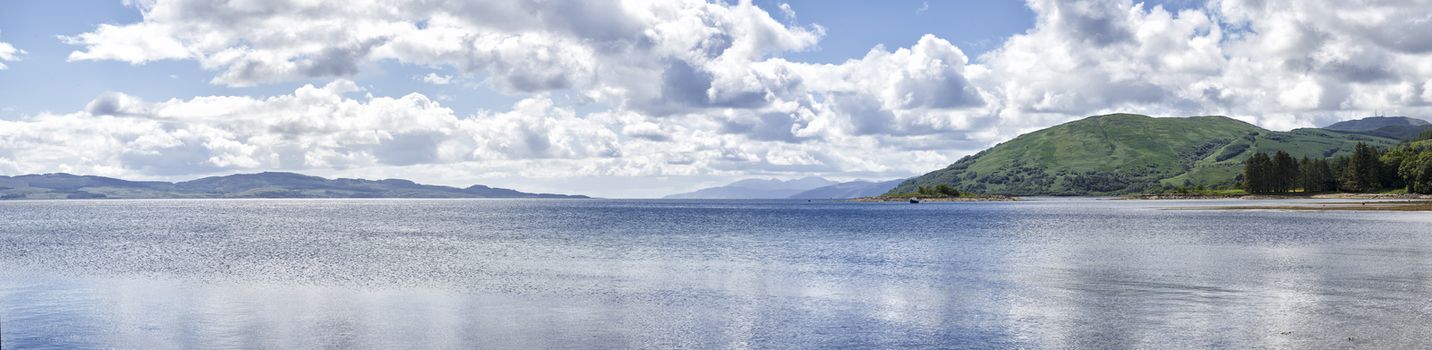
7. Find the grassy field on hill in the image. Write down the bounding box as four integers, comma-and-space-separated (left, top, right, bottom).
890, 114, 1401, 196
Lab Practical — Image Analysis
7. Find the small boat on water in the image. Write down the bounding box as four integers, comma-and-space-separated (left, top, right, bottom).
909, 197, 921, 204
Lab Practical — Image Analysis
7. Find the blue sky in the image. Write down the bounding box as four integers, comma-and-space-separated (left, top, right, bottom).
1, 0, 1430, 197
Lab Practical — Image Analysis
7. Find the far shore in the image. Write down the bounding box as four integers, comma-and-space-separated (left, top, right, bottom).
1122, 193, 1432, 201
849, 192, 1432, 211
1130, 192, 1432, 211
1176, 200, 1432, 212
850, 195, 1017, 203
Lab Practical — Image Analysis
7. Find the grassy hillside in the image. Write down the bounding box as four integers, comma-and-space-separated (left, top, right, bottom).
890, 114, 1401, 196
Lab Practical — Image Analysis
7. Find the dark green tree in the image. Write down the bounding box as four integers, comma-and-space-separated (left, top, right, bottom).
1317, 159, 1338, 192
1297, 158, 1336, 193
934, 184, 960, 197
1341, 143, 1382, 192
1331, 156, 1349, 188
1419, 128, 1432, 141
1379, 148, 1410, 190
1243, 152, 1273, 193
1298, 157, 1318, 192
1401, 151, 1432, 194
1272, 151, 1298, 193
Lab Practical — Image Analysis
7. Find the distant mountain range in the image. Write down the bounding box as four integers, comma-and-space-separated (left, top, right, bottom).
788, 179, 905, 199
665, 177, 901, 199
0, 172, 587, 200
891, 114, 1425, 196
11, 115, 1424, 201
1324, 116, 1431, 140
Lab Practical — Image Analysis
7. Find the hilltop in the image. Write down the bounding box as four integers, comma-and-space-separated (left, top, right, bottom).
1325, 116, 1431, 140
890, 114, 1404, 196
0, 172, 587, 200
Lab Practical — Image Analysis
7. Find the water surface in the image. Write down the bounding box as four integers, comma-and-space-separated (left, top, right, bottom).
2, 198, 1430, 348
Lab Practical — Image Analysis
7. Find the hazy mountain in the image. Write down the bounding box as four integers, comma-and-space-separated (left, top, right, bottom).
788, 179, 904, 199
664, 177, 838, 199
1325, 116, 1429, 131
1324, 116, 1431, 140
891, 114, 1402, 196
0, 172, 587, 200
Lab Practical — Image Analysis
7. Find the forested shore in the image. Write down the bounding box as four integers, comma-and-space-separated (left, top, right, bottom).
1152, 129, 1432, 197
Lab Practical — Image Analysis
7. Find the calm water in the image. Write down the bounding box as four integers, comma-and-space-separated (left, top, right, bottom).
1, 198, 1430, 349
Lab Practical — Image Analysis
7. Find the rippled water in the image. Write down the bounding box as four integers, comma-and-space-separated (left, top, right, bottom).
1, 198, 1430, 348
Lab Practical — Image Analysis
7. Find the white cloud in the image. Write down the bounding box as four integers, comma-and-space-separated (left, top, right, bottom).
420, 73, 452, 85
85, 91, 151, 116
778, 3, 797, 21
62, 0, 823, 91
808, 35, 991, 133
62, 23, 189, 64
29, 0, 1432, 196
57, 0, 988, 145
1, 81, 621, 175
0, 30, 25, 70
0, 80, 963, 195
975, 0, 1432, 131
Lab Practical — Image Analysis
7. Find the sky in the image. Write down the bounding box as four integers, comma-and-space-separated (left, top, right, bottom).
1, 0, 1431, 198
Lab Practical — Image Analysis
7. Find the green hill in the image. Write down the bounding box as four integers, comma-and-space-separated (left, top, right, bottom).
889, 114, 1401, 196
1324, 116, 1431, 140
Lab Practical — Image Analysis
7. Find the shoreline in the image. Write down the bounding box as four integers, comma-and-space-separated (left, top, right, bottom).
1177, 200, 1432, 212
852, 193, 1432, 211
1122, 193, 1432, 200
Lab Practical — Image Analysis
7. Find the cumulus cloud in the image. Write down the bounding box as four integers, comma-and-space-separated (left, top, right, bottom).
30, 0, 1432, 195
0, 30, 24, 70
61, 0, 821, 91
0, 81, 623, 175
977, 0, 1432, 131
85, 92, 150, 116
1, 1, 985, 196
2, 80, 963, 183
56, 0, 988, 142
796, 35, 993, 135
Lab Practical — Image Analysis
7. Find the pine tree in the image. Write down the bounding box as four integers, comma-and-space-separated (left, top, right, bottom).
1332, 156, 1350, 191
1243, 153, 1274, 194
1242, 154, 1257, 193
1316, 159, 1337, 192
1298, 157, 1318, 192
1342, 143, 1382, 192
1273, 151, 1297, 193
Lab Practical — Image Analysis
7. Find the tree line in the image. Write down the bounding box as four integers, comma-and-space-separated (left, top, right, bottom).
913, 184, 961, 197
1241, 140, 1432, 194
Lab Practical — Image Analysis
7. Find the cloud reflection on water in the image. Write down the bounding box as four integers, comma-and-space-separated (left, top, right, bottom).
1, 199, 1430, 348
